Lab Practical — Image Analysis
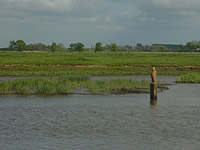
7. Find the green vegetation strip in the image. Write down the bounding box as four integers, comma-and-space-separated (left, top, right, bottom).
1, 52, 200, 66
0, 76, 150, 95
176, 73, 200, 83
0, 52, 200, 76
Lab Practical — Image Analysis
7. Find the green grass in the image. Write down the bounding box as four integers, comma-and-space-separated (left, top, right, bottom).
176, 73, 200, 83
0, 52, 200, 66
0, 52, 200, 76
87, 79, 149, 94
0, 66, 191, 76
0, 66, 150, 76
0, 76, 150, 95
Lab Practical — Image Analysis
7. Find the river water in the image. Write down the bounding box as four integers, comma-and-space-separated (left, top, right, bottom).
0, 77, 200, 150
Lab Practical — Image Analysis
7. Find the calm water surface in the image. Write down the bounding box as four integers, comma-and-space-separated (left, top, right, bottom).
0, 80, 200, 149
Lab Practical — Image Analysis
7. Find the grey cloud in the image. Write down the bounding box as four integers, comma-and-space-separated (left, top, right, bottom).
0, 0, 102, 19
0, 0, 200, 47
152, 0, 200, 9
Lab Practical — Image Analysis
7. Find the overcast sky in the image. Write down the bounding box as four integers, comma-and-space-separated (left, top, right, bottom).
0, 0, 200, 47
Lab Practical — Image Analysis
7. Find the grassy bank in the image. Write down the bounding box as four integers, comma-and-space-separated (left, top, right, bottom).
1, 52, 200, 66
176, 73, 200, 83
0, 66, 187, 76
0, 75, 150, 95
0, 52, 200, 76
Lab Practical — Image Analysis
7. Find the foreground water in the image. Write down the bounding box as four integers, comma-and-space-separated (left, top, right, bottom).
0, 83, 200, 149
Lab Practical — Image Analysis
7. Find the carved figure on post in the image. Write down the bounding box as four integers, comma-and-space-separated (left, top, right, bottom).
151, 67, 156, 84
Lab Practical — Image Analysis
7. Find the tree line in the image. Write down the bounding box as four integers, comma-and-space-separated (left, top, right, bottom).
180, 41, 200, 52
6, 40, 200, 52
7, 40, 123, 52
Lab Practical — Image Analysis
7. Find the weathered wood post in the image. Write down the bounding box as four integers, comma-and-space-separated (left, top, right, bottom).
150, 67, 157, 105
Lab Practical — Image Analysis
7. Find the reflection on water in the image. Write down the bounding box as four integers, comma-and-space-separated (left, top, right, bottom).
0, 83, 200, 150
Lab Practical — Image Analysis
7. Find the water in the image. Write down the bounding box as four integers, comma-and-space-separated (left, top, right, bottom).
0, 83, 200, 149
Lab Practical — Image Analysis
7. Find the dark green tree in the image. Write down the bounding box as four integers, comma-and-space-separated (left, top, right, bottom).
144, 45, 151, 51
186, 42, 196, 51
111, 43, 118, 52
51, 42, 57, 52
69, 42, 84, 52
26, 43, 48, 50
47, 45, 51, 49
15, 40, 26, 51
179, 44, 185, 52
9, 40, 17, 49
198, 44, 200, 49
95, 42, 104, 52
135, 43, 144, 51
125, 45, 133, 50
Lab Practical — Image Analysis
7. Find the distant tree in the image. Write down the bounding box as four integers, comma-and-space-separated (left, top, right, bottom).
51, 42, 57, 52
69, 42, 84, 52
111, 43, 118, 52
160, 46, 168, 52
135, 43, 144, 51
69, 43, 75, 50
136, 43, 142, 47
179, 44, 185, 52
15, 40, 26, 51
9, 40, 17, 49
116, 45, 134, 52
37, 43, 48, 50
103, 44, 112, 51
27, 44, 33, 50
144, 45, 151, 51
186, 42, 196, 51
58, 43, 66, 50
124, 45, 133, 51
191, 40, 200, 46
26, 43, 48, 50
95, 42, 104, 52
125, 45, 133, 50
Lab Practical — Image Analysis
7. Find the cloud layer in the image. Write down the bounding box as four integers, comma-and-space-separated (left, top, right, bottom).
0, 0, 200, 47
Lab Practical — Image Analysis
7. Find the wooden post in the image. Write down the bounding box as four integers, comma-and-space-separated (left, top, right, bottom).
150, 83, 157, 105
150, 67, 157, 105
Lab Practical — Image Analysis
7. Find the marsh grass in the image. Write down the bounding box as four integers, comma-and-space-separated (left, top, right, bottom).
60, 75, 89, 82
0, 76, 150, 95
86, 79, 150, 94
176, 73, 200, 83
0, 77, 72, 95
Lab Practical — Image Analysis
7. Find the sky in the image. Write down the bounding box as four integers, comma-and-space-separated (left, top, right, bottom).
0, 0, 200, 48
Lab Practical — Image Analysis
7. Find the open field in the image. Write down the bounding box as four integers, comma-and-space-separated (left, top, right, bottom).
0, 52, 200, 76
